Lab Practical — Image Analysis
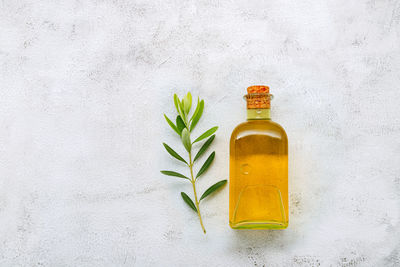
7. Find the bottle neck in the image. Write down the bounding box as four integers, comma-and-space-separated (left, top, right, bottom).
247, 109, 271, 120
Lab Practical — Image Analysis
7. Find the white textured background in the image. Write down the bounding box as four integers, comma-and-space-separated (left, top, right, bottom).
1, 0, 400, 266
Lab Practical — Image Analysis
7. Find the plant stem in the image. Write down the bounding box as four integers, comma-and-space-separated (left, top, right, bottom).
188, 151, 206, 234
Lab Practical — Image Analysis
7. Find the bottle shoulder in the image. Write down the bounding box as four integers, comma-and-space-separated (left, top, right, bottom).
230, 120, 288, 141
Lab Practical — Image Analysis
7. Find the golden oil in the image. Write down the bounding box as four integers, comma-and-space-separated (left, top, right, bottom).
229, 86, 288, 229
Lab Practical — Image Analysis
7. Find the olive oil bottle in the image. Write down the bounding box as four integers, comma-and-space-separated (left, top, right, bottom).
229, 85, 288, 229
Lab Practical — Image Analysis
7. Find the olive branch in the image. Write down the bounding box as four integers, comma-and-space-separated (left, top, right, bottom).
161, 92, 227, 234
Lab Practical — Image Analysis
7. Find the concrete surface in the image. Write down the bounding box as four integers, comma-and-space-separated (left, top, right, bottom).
1, 0, 400, 266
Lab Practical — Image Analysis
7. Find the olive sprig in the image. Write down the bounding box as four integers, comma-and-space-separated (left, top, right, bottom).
161, 92, 227, 234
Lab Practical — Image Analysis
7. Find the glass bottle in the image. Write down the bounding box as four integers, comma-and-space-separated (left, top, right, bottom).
229, 85, 288, 229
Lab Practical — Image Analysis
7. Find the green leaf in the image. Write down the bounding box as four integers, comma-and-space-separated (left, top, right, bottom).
178, 97, 186, 120
160, 171, 189, 180
163, 143, 188, 164
190, 97, 200, 122
181, 128, 191, 152
174, 94, 180, 114
196, 151, 215, 179
190, 100, 204, 131
200, 180, 227, 201
193, 126, 218, 143
181, 192, 197, 212
193, 135, 215, 162
164, 114, 180, 136
183, 92, 192, 114
176, 115, 186, 135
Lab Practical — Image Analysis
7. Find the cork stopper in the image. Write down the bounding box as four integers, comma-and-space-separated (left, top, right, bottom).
245, 85, 272, 109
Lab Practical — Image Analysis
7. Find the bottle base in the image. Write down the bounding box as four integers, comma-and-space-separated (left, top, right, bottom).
230, 220, 288, 230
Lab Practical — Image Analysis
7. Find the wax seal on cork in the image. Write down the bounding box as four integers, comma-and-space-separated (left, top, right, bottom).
244, 85, 273, 109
